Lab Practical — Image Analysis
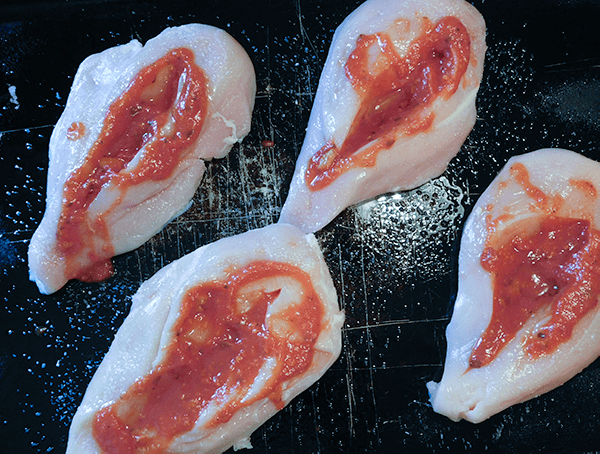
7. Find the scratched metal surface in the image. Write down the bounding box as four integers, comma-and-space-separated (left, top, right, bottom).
1, 0, 600, 452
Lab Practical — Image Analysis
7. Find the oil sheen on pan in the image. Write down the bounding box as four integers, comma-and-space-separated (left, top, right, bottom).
428, 149, 600, 423
27, 23, 256, 295
279, 0, 486, 233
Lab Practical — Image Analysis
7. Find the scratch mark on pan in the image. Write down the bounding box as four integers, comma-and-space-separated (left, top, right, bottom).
358, 219, 380, 446
184, 213, 271, 223
351, 363, 442, 371
135, 250, 143, 286
265, 26, 275, 143
238, 148, 254, 232
337, 243, 346, 314
544, 57, 600, 72
261, 427, 269, 450
344, 317, 450, 331
0, 124, 54, 134
268, 145, 282, 210
226, 154, 236, 232
129, 27, 142, 44
311, 388, 322, 452
345, 361, 355, 438
294, 0, 319, 60
6, 238, 30, 244
176, 219, 183, 257
288, 403, 294, 453
426, 285, 445, 306
434, 323, 446, 364
339, 242, 356, 439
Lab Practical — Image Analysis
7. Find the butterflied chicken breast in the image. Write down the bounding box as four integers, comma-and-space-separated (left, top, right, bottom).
28, 24, 256, 294
279, 0, 486, 233
428, 149, 600, 423
66, 223, 344, 453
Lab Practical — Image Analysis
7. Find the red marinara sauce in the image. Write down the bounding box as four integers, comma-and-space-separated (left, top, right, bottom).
66, 121, 86, 141
469, 166, 600, 369
92, 261, 325, 453
305, 16, 471, 191
57, 47, 208, 282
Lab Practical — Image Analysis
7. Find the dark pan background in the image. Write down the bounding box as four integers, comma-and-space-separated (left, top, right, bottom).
1, 0, 600, 452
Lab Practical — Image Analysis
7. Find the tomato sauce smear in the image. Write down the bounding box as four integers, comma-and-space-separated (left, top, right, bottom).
469, 165, 600, 369
305, 16, 471, 191
92, 261, 324, 453
57, 47, 208, 283
66, 121, 86, 141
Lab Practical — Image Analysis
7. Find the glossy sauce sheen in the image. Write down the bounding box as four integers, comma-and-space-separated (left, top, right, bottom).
56, 48, 208, 282
92, 261, 324, 453
305, 16, 471, 191
470, 165, 600, 369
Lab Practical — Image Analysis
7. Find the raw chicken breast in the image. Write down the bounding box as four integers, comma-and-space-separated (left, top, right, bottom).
279, 0, 486, 233
66, 223, 344, 453
28, 24, 256, 294
428, 149, 600, 423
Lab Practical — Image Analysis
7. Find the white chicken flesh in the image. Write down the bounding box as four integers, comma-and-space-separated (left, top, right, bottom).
66, 223, 344, 453
28, 24, 256, 294
428, 149, 600, 423
279, 0, 486, 233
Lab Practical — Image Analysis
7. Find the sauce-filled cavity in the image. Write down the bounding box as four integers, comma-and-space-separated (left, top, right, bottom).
92, 261, 324, 453
470, 168, 600, 369
57, 48, 208, 282
306, 16, 471, 191
67, 121, 86, 141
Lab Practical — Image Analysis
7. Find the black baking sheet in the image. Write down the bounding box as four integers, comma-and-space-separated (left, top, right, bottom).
1, 0, 600, 452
